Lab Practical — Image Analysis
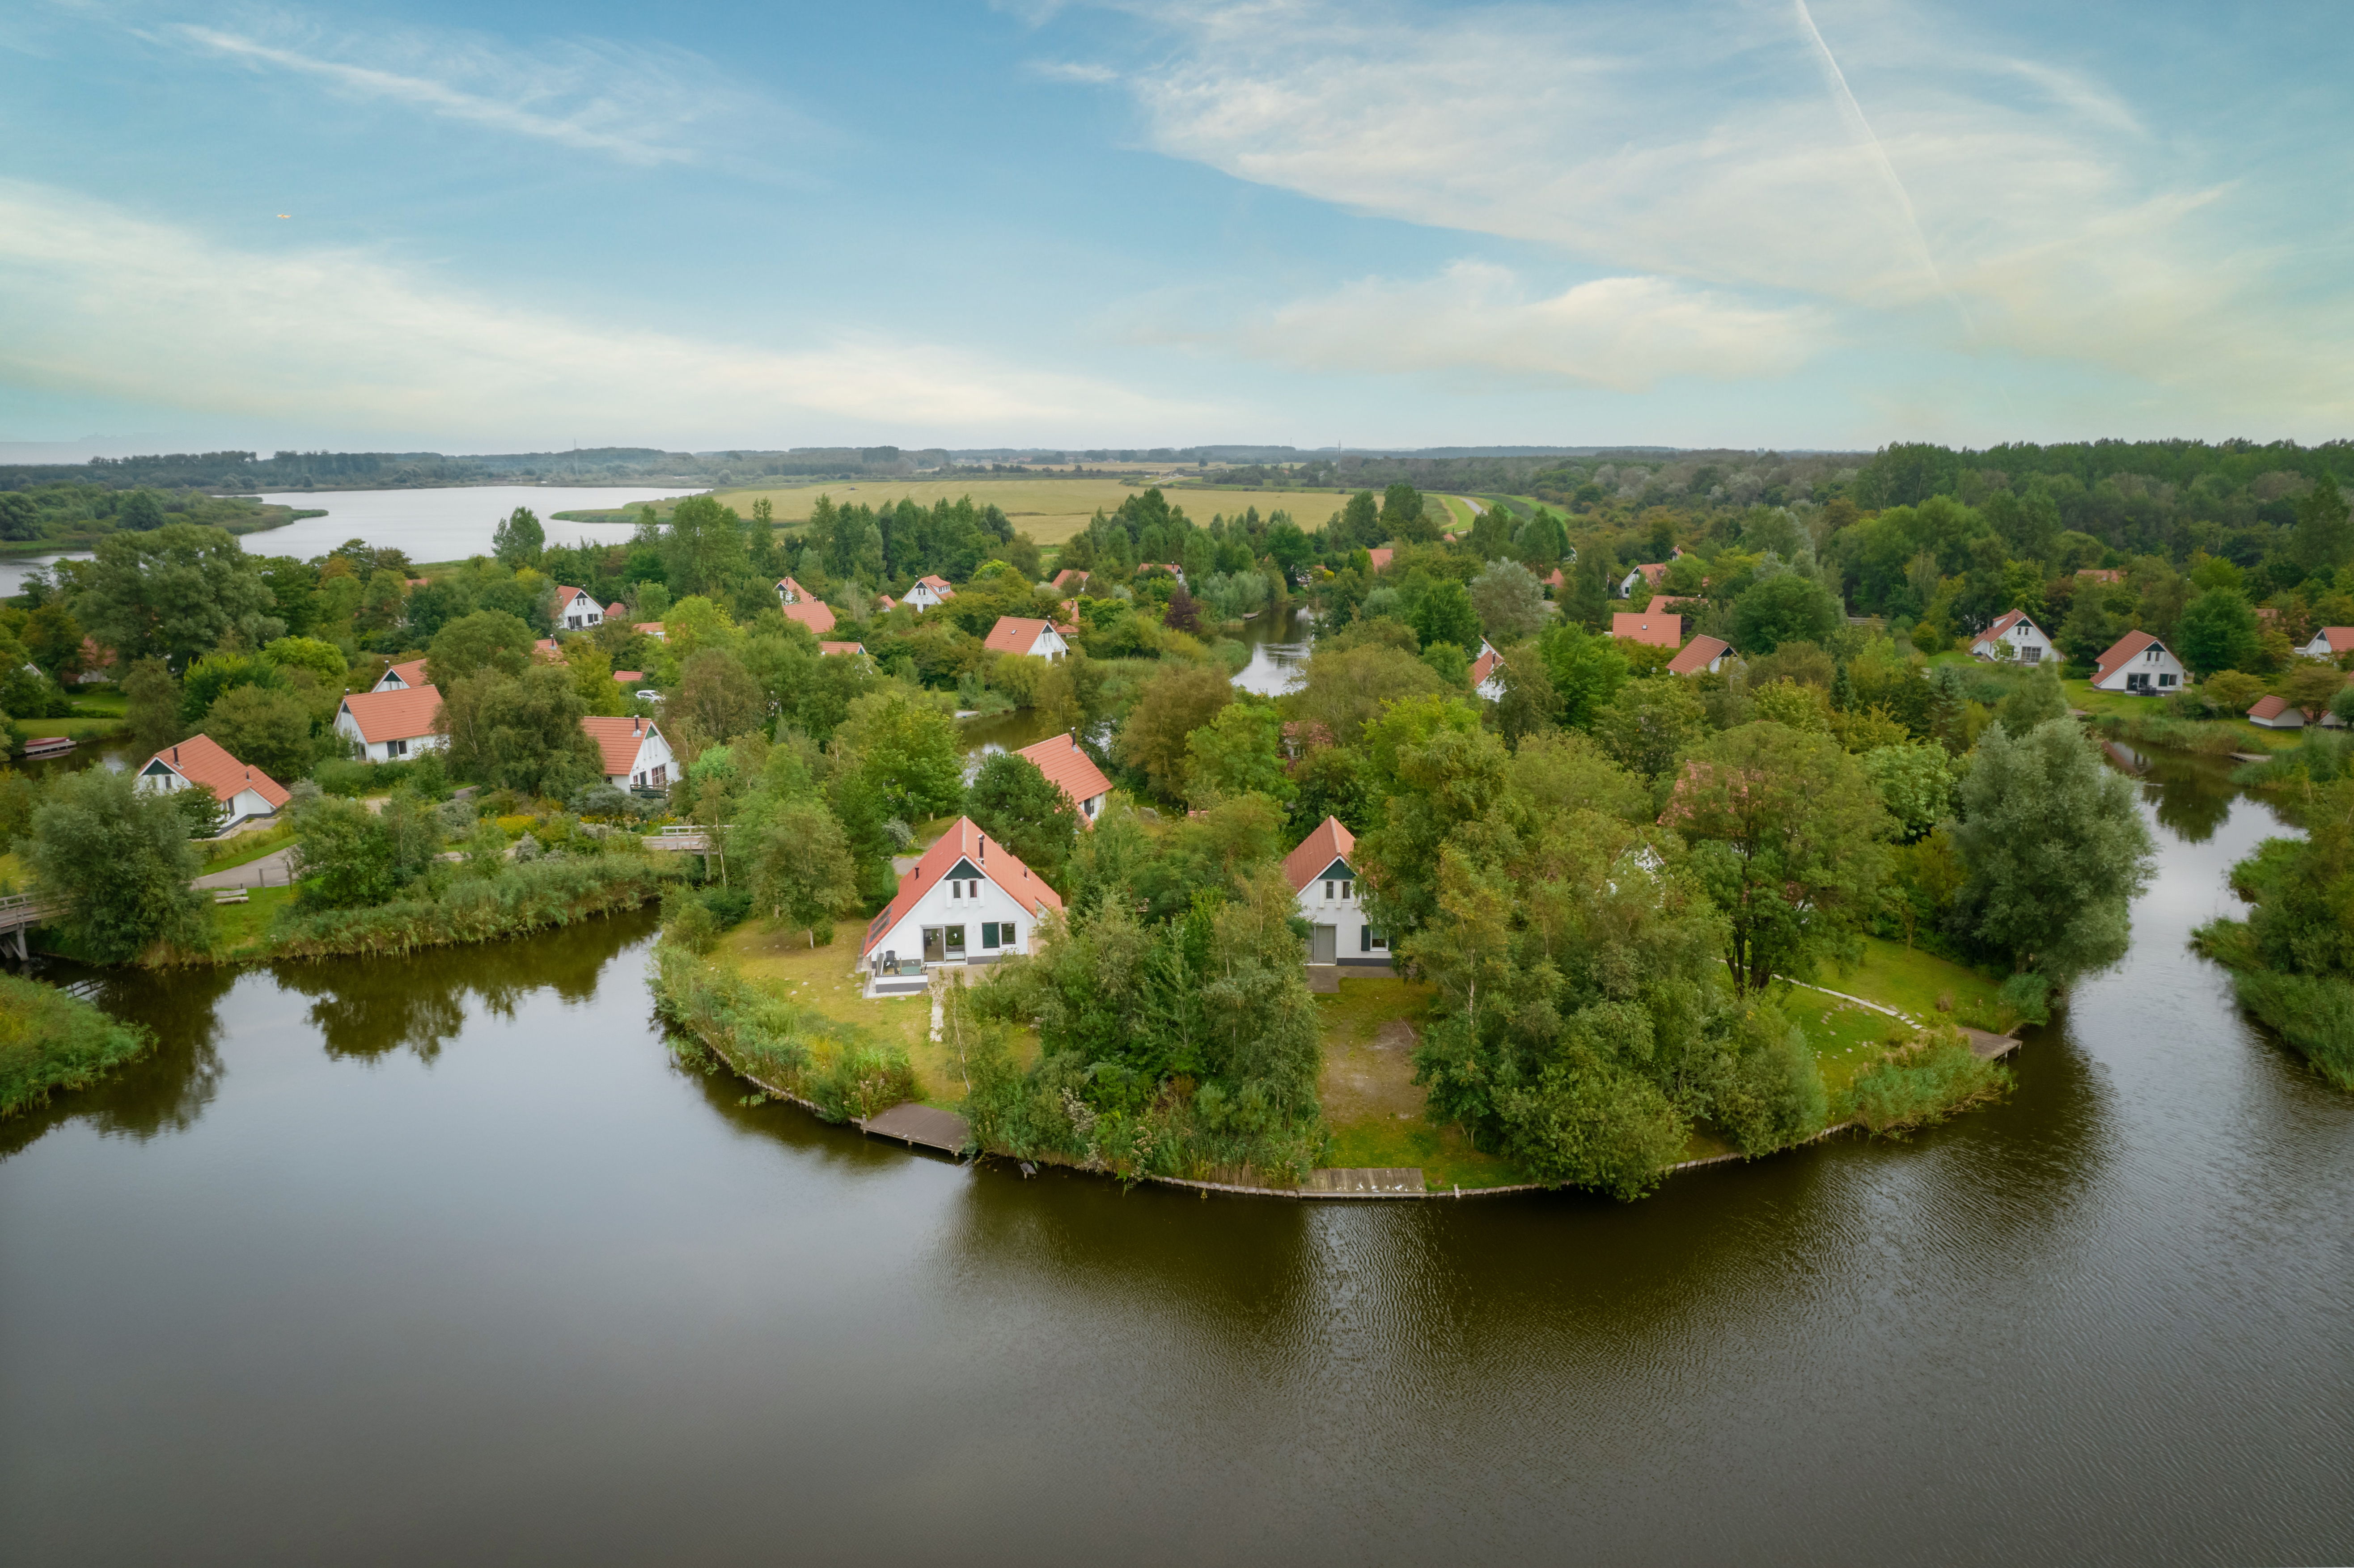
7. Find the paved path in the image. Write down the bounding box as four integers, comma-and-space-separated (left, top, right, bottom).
193, 848, 296, 890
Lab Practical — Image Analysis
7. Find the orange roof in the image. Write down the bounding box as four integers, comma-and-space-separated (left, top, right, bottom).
2093, 629, 2166, 684
1016, 731, 1112, 811
77, 636, 116, 670
580, 715, 664, 778
776, 576, 813, 603
613, 670, 644, 682
634, 622, 665, 638
605, 601, 627, 619
1667, 634, 1731, 675
144, 733, 290, 811
1365, 548, 1393, 572
379, 657, 429, 689
782, 599, 838, 635
861, 816, 1063, 957
2312, 627, 2354, 654
1648, 594, 1701, 613
983, 616, 1060, 655
1470, 647, 1504, 689
339, 685, 442, 744
2248, 694, 2294, 721
1050, 569, 1088, 591
913, 574, 954, 596
1610, 612, 1683, 648
1630, 562, 1668, 585
1282, 816, 1356, 895
1541, 569, 1566, 591
555, 585, 595, 610
818, 641, 867, 657
532, 638, 564, 663
1976, 609, 2034, 644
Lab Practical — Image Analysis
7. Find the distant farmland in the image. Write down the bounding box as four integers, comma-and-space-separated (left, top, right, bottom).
557, 475, 1352, 545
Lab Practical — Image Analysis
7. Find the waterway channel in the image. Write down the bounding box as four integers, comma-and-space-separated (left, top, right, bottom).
2, 753, 2350, 1564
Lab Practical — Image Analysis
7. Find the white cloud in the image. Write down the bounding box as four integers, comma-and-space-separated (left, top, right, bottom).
1076, 0, 2354, 420
0, 180, 1203, 445
158, 15, 810, 169
1235, 262, 1827, 389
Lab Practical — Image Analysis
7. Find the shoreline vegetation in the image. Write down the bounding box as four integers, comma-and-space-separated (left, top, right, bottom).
0, 972, 155, 1120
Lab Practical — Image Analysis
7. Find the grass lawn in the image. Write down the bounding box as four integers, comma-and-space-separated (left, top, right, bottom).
13, 715, 129, 741
199, 825, 295, 874
1434, 495, 1482, 530
560, 477, 1349, 548
1778, 987, 1913, 1100
1811, 935, 2007, 1027
211, 885, 297, 955
1314, 975, 1526, 1189
2060, 677, 2298, 753
721, 922, 1037, 1110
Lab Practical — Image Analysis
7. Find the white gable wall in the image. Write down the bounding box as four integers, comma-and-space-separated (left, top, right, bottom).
135, 760, 280, 828
2093, 642, 2188, 693
1973, 618, 2056, 664
867, 864, 1044, 970
334, 706, 446, 762
1295, 858, 1386, 964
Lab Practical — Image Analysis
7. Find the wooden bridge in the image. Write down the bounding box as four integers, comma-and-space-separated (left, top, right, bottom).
0, 893, 60, 961
643, 825, 717, 854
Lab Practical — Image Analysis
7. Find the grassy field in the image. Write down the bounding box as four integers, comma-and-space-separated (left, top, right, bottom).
2060, 677, 2298, 752
1313, 974, 1525, 1188
12, 715, 129, 743
199, 825, 296, 874
211, 885, 297, 955
555, 477, 1351, 547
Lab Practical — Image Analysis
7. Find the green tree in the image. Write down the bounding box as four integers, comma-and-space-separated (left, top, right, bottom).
1672, 722, 1895, 993
1994, 664, 2070, 732
122, 657, 184, 757
1858, 743, 1958, 841
2174, 587, 2261, 676
834, 687, 965, 823
23, 766, 209, 961
675, 648, 764, 745
1949, 718, 2155, 980
1469, 559, 1547, 642
1731, 573, 1841, 654
261, 636, 349, 690
1407, 578, 1481, 651
21, 603, 85, 680
663, 495, 750, 600
437, 666, 601, 797
2291, 471, 2351, 573
75, 523, 284, 668
1184, 701, 1295, 806
492, 506, 545, 566
179, 651, 288, 726
115, 489, 166, 532
1592, 676, 1706, 779
1537, 621, 1630, 730
1114, 662, 1233, 800
735, 794, 858, 942
426, 609, 536, 688
203, 683, 315, 783
965, 752, 1082, 877
292, 791, 442, 908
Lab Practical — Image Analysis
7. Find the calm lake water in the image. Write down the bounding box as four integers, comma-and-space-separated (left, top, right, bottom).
3, 759, 2350, 1564
0, 485, 689, 595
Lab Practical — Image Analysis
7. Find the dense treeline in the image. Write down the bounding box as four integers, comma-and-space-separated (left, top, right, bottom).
2195, 779, 2354, 1090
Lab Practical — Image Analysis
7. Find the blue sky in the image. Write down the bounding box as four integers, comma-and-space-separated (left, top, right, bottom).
1, 0, 2348, 453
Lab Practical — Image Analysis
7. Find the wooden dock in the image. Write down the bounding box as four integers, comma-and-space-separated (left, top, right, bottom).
0, 893, 59, 960
1299, 1167, 1426, 1196
857, 1102, 970, 1155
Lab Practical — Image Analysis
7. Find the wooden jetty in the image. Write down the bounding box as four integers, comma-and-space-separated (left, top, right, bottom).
857, 1102, 970, 1155
0, 892, 60, 960
1299, 1167, 1427, 1196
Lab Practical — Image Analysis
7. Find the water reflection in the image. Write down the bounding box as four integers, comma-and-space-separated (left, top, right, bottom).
2100, 739, 2279, 843
0, 959, 237, 1158
272, 912, 650, 1061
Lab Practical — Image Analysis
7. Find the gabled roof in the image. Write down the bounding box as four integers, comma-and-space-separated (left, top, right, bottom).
861, 816, 1063, 956
143, 733, 290, 810
606, 601, 627, 619
1365, 548, 1393, 573
1626, 562, 1668, 585
1050, 569, 1088, 591
376, 657, 429, 691
2248, 694, 2295, 722
1610, 612, 1683, 648
818, 641, 866, 657
555, 585, 595, 610
2311, 626, 2354, 654
983, 616, 1059, 655
532, 638, 564, 663
1016, 731, 1112, 809
1470, 647, 1505, 691
2093, 629, 2169, 683
912, 574, 954, 597
580, 715, 665, 777
635, 622, 665, 638
1666, 634, 1732, 675
1975, 609, 2045, 646
2077, 568, 2123, 583
1282, 816, 1356, 895
782, 599, 838, 635
776, 576, 812, 602
1648, 594, 1702, 613
339, 685, 442, 743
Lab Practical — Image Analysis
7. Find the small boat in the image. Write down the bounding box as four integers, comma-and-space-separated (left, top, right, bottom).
21, 736, 74, 758
1241, 610, 1261, 620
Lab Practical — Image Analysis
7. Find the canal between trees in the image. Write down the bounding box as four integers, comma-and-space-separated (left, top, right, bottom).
2, 751, 2350, 1564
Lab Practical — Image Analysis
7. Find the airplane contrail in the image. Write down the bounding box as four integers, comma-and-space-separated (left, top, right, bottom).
1791, 0, 1973, 332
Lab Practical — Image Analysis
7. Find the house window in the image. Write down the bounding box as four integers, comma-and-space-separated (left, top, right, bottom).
651, 765, 666, 787
1325, 880, 1334, 900
1341, 881, 1353, 900
2159, 673, 2176, 687
1362, 928, 1388, 952
945, 925, 965, 954
388, 738, 408, 758
2021, 647, 2041, 663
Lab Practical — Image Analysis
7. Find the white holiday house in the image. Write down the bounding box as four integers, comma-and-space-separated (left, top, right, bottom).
904, 575, 956, 612
2301, 627, 2354, 659
1285, 816, 1387, 969
1016, 731, 1112, 823
1470, 642, 1508, 701
1971, 609, 2056, 664
580, 715, 673, 790
335, 686, 445, 761
2091, 630, 2187, 695
860, 817, 1064, 997
373, 657, 430, 692
135, 734, 291, 830
981, 615, 1070, 662
553, 585, 605, 630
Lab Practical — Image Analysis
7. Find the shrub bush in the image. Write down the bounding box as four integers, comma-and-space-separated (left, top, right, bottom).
2229, 970, 2354, 1090
1846, 1027, 2011, 1134
0, 973, 154, 1118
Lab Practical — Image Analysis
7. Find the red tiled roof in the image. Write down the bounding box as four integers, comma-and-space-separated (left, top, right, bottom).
606, 601, 627, 619
1976, 609, 2032, 644
555, 585, 594, 610
144, 733, 290, 811
818, 642, 866, 657
913, 574, 954, 597
580, 715, 663, 778
1365, 548, 1393, 572
876, 594, 897, 610
1470, 647, 1504, 689
2312, 627, 2354, 654
982, 616, 1059, 655
379, 657, 429, 689
2248, 694, 2293, 721
1610, 612, 1683, 648
2093, 629, 2163, 684
1648, 595, 1701, 613
339, 685, 442, 744
861, 816, 1063, 957
776, 576, 813, 603
1630, 562, 1668, 585
1282, 816, 1355, 895
1050, 569, 1088, 591
613, 671, 644, 682
78, 636, 116, 671
1666, 634, 1731, 676
532, 638, 564, 663
635, 622, 665, 638
1016, 731, 1112, 811
782, 599, 838, 634
1542, 569, 1566, 591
